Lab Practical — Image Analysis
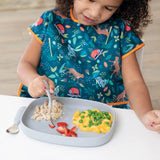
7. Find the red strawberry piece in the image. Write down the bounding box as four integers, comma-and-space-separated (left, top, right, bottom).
49, 124, 55, 128
56, 126, 65, 134
70, 126, 77, 132
64, 128, 71, 137
57, 122, 68, 128
70, 130, 77, 137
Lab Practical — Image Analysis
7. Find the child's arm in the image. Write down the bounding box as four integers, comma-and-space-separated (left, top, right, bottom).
17, 37, 55, 97
122, 52, 160, 133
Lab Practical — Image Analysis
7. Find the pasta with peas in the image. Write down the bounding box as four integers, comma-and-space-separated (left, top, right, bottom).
72, 109, 113, 134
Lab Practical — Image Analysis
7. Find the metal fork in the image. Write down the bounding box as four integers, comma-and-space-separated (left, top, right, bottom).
43, 79, 54, 125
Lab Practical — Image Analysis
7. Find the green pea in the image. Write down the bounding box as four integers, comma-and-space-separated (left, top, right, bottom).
87, 110, 92, 113
79, 119, 83, 123
88, 123, 92, 127
98, 120, 102, 124
102, 115, 106, 119
105, 112, 109, 116
106, 115, 111, 120
87, 113, 92, 117
94, 118, 98, 122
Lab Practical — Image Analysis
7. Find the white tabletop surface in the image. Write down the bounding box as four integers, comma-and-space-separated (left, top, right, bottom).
0, 95, 159, 160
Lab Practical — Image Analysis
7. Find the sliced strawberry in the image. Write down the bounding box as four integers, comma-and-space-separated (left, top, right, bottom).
56, 122, 78, 137
70, 130, 77, 137
57, 122, 68, 128
49, 124, 55, 128
70, 126, 77, 132
64, 128, 71, 137
56, 126, 65, 134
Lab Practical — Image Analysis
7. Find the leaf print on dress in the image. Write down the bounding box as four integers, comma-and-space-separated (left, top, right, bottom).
51, 66, 57, 72
123, 44, 134, 53
74, 39, 87, 52
49, 38, 53, 57
59, 63, 66, 73
52, 86, 60, 96
105, 89, 111, 96
91, 36, 97, 42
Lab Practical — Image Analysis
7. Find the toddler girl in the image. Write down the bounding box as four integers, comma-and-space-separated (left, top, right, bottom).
17, 0, 160, 133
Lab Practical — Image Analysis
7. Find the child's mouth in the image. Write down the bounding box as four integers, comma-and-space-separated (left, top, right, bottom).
82, 15, 95, 24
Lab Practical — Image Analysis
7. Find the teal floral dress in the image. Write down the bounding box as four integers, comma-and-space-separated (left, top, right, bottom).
19, 8, 144, 109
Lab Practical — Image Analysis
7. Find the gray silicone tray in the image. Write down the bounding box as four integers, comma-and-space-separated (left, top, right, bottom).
20, 97, 116, 147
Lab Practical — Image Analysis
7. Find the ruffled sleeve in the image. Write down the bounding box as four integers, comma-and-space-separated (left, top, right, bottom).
120, 21, 145, 59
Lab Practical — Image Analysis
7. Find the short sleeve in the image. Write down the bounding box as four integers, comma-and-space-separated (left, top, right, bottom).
120, 21, 145, 59
28, 11, 51, 44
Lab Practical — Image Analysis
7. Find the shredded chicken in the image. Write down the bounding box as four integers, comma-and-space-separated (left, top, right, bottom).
31, 100, 64, 121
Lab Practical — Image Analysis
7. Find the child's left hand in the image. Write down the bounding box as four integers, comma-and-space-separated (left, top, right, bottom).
141, 110, 160, 133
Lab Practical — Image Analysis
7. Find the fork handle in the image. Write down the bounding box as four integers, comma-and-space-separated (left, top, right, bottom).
43, 79, 52, 109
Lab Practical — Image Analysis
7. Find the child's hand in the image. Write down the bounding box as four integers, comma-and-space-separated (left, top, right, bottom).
141, 110, 160, 133
28, 75, 55, 98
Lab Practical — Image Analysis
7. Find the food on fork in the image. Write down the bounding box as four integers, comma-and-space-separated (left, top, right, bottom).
72, 109, 113, 134
31, 100, 64, 121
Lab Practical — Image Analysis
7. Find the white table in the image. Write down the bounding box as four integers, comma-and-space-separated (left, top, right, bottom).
0, 95, 159, 160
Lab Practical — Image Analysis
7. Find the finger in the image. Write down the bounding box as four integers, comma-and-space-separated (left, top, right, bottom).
30, 88, 45, 98
145, 124, 158, 131
154, 124, 160, 133
48, 80, 55, 93
152, 118, 160, 125
37, 79, 47, 95
37, 88, 46, 96
154, 110, 160, 117
40, 75, 49, 89
40, 75, 55, 92
152, 110, 160, 125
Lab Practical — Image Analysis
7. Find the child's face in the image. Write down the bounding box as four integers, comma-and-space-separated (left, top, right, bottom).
73, 0, 123, 25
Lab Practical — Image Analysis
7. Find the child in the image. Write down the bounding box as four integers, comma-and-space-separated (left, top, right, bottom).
17, 0, 160, 133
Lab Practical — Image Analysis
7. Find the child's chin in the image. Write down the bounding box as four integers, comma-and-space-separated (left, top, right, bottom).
80, 21, 95, 26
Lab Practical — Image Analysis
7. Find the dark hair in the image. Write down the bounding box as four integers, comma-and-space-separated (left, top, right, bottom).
56, 0, 152, 37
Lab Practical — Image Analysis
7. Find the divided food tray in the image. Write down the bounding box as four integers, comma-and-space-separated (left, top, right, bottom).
20, 97, 116, 147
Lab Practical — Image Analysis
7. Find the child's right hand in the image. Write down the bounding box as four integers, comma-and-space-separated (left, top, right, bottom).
28, 75, 55, 98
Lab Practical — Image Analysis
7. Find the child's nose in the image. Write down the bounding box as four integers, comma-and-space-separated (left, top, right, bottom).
89, 6, 101, 19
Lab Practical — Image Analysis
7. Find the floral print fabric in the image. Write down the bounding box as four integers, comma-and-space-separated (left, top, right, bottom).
20, 9, 144, 109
